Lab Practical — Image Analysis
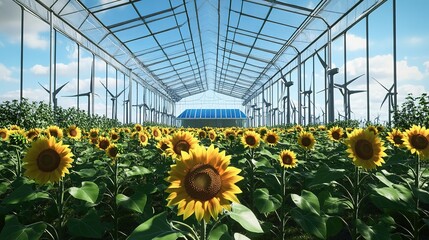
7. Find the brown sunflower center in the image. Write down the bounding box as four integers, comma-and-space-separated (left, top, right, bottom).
99, 140, 110, 150
184, 164, 221, 201
111, 134, 119, 140
266, 134, 277, 144
199, 132, 206, 138
209, 133, 215, 140
161, 143, 169, 151
301, 137, 312, 147
174, 140, 190, 154
153, 131, 159, 137
136, 126, 142, 131
410, 134, 428, 150
49, 130, 58, 137
245, 136, 257, 146
37, 149, 61, 172
332, 131, 341, 140
108, 147, 119, 158
0, 132, 6, 139
282, 154, 292, 165
140, 135, 147, 142
27, 131, 37, 139
355, 139, 374, 160
393, 135, 403, 145
90, 132, 98, 138
69, 129, 77, 137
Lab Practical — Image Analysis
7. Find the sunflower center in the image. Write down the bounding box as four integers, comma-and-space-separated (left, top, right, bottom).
99, 140, 110, 150
108, 147, 119, 158
37, 149, 61, 172
153, 131, 159, 137
393, 135, 403, 145
332, 131, 341, 140
112, 134, 119, 140
355, 139, 374, 160
174, 140, 190, 154
0, 132, 6, 139
209, 133, 215, 140
410, 134, 428, 150
27, 131, 37, 139
184, 164, 221, 201
50, 130, 58, 137
245, 136, 256, 146
69, 129, 77, 137
266, 135, 277, 144
282, 154, 292, 165
90, 132, 98, 138
161, 143, 169, 151
301, 137, 312, 147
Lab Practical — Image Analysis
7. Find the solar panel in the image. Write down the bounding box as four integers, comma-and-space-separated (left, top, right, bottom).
177, 109, 246, 119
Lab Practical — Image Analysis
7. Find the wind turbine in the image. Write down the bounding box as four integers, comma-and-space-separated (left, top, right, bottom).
291, 101, 298, 124
333, 74, 364, 119
301, 84, 313, 125
277, 69, 294, 125
372, 77, 395, 124
315, 50, 339, 123
39, 81, 69, 110
62, 75, 98, 116
100, 81, 127, 120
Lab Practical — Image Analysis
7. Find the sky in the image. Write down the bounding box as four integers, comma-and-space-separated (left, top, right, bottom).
0, 0, 428, 125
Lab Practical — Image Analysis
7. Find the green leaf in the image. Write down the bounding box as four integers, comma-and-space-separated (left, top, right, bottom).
66, 208, 104, 239
0, 215, 46, 240
116, 191, 147, 213
127, 212, 182, 240
233, 232, 251, 240
356, 216, 395, 240
124, 166, 152, 177
375, 171, 394, 187
308, 164, 345, 187
1, 184, 49, 205
228, 203, 263, 233
291, 190, 320, 215
326, 216, 344, 238
322, 197, 351, 215
209, 224, 231, 240
68, 181, 99, 204
74, 168, 97, 178
290, 208, 326, 239
0, 182, 9, 195
253, 188, 282, 213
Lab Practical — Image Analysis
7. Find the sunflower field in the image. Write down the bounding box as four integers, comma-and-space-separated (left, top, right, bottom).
0, 99, 429, 240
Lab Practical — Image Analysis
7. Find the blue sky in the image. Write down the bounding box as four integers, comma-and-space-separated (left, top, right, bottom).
0, 0, 428, 125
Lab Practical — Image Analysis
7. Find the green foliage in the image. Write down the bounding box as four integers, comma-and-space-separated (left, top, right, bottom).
0, 99, 121, 129
393, 93, 429, 129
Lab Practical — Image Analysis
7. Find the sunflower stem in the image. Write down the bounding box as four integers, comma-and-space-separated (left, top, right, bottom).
352, 166, 360, 240
281, 167, 286, 240
15, 148, 22, 177
200, 220, 207, 240
57, 180, 65, 240
113, 156, 119, 240
413, 155, 421, 240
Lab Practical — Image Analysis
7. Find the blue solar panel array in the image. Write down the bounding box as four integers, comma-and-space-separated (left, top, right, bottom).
177, 109, 246, 119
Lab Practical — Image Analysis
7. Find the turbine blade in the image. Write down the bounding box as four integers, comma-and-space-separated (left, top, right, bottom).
38, 82, 50, 93
54, 81, 69, 95
372, 77, 389, 91
100, 81, 115, 97
315, 50, 328, 69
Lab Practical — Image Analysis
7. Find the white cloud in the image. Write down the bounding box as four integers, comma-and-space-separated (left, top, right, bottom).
30, 64, 49, 75
344, 54, 424, 83
0, 0, 49, 49
346, 34, 366, 51
405, 36, 424, 45
0, 63, 16, 82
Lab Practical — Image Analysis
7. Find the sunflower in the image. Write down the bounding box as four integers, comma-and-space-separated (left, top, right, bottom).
264, 130, 279, 146
166, 131, 199, 160
89, 128, 99, 140
366, 125, 378, 135
198, 129, 207, 139
151, 127, 162, 140
25, 128, 40, 142
241, 130, 261, 149
46, 125, 63, 139
9, 125, 21, 131
223, 128, 236, 141
106, 143, 119, 159
298, 131, 316, 150
134, 124, 143, 132
295, 125, 303, 132
258, 127, 268, 137
386, 128, 405, 148
157, 137, 171, 155
403, 125, 429, 159
345, 129, 387, 170
208, 130, 217, 142
328, 126, 344, 142
138, 132, 149, 146
97, 136, 111, 150
278, 149, 298, 168
22, 136, 73, 184
67, 125, 81, 140
0, 128, 10, 141
110, 130, 120, 142
166, 145, 243, 222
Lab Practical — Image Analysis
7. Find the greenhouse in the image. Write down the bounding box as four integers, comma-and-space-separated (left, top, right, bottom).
0, 0, 428, 239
